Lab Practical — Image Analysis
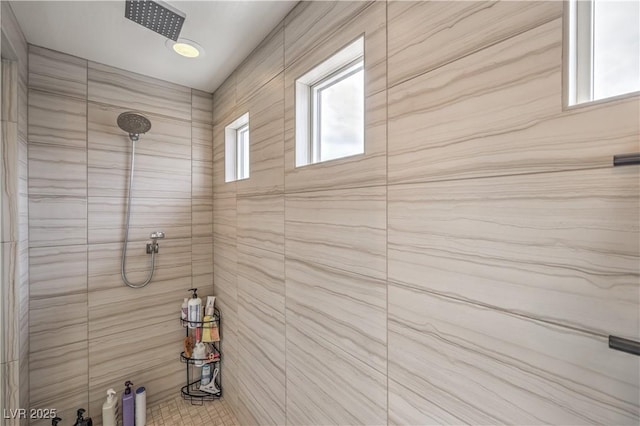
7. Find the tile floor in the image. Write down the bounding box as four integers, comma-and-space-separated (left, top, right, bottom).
146, 396, 239, 426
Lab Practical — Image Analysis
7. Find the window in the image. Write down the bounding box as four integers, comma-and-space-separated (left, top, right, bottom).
568, 0, 640, 105
296, 36, 364, 167
224, 113, 249, 182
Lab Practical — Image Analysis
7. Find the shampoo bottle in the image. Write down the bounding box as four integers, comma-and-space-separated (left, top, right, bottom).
122, 381, 135, 426
102, 389, 118, 426
135, 387, 146, 426
187, 288, 201, 329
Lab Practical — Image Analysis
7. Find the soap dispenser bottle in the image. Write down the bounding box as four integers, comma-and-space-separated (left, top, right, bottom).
102, 388, 118, 426
122, 381, 135, 426
187, 288, 202, 329
73, 409, 93, 426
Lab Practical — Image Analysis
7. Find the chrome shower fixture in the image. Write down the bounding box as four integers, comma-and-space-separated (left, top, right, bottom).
117, 111, 162, 289
147, 231, 165, 254
124, 0, 186, 41
117, 111, 151, 139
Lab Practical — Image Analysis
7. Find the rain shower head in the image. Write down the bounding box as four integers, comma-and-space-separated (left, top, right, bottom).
117, 111, 151, 139
124, 0, 185, 41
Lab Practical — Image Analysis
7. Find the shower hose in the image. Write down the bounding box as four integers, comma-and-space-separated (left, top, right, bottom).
121, 137, 156, 288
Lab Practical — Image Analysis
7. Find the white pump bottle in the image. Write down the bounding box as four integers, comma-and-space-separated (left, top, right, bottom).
102, 388, 118, 426
187, 288, 202, 329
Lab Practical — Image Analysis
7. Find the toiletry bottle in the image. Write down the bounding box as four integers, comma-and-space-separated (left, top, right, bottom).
73, 409, 93, 426
201, 362, 211, 386
193, 341, 206, 367
181, 298, 189, 325
122, 381, 135, 426
135, 387, 146, 426
102, 389, 118, 426
187, 288, 201, 329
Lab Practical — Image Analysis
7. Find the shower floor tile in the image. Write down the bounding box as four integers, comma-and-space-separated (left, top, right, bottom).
146, 396, 239, 426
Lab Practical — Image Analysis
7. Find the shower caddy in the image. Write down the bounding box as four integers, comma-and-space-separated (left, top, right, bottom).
179, 307, 222, 404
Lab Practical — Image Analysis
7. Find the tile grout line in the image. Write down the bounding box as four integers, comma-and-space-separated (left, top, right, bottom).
282, 27, 288, 422
85, 57, 90, 413
384, 0, 390, 424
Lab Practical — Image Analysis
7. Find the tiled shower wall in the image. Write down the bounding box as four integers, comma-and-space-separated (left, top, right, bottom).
1, 2, 30, 424
213, 1, 640, 425
26, 46, 213, 424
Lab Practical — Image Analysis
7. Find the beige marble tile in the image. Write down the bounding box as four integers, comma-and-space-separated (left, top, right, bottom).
1, 2, 28, 78
88, 196, 190, 244
237, 194, 284, 255
193, 160, 213, 199
1, 360, 20, 424
388, 19, 640, 185
192, 122, 213, 163
387, 1, 561, 87
236, 23, 284, 103
28, 196, 87, 248
29, 250, 87, 352
29, 342, 88, 426
389, 167, 640, 339
17, 76, 27, 143
286, 319, 387, 425
1, 242, 18, 364
192, 236, 213, 277
28, 89, 87, 149
237, 244, 285, 425
237, 74, 284, 197
285, 186, 386, 280
18, 354, 28, 424
213, 195, 236, 243
29, 305, 87, 354
2, 121, 19, 243
213, 236, 238, 412
2, 60, 18, 123
29, 243, 87, 301
213, 73, 236, 127
87, 102, 192, 199
28, 45, 87, 98
88, 61, 191, 121
284, 1, 371, 68
16, 240, 28, 370
284, 87, 387, 192
28, 143, 87, 197
192, 89, 213, 125
88, 320, 184, 419
285, 258, 387, 374
192, 198, 213, 236
88, 238, 191, 339
388, 282, 639, 425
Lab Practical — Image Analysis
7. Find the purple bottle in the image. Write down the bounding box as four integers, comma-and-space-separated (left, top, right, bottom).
122, 381, 135, 426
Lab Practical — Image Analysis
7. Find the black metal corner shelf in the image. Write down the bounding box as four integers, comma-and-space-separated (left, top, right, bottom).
180, 350, 221, 365
180, 307, 223, 404
180, 379, 222, 405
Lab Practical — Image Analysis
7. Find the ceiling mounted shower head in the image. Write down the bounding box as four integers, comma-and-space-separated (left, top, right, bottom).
117, 112, 152, 139
124, 0, 186, 41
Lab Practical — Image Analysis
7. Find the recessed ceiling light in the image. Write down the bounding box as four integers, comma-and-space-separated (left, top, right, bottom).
166, 38, 204, 58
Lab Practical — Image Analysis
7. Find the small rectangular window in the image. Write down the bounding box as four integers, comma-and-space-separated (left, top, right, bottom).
296, 36, 364, 167
224, 113, 249, 182
568, 0, 640, 105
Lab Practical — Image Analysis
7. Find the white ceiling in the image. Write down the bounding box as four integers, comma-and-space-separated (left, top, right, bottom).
10, 0, 297, 93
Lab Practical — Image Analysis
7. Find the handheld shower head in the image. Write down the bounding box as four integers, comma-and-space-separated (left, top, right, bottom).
117, 111, 151, 140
